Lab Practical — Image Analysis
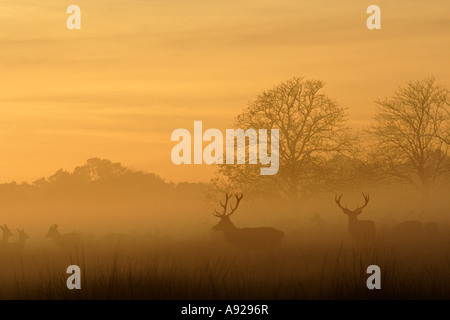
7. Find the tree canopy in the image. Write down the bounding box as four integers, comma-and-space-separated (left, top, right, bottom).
369, 77, 450, 195
214, 77, 355, 200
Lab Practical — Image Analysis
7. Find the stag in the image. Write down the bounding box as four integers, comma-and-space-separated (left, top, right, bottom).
212, 193, 284, 252
335, 193, 376, 244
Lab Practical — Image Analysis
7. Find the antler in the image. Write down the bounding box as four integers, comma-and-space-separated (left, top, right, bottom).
227, 193, 243, 217
213, 193, 243, 217
354, 193, 370, 211
335, 194, 347, 210
335, 193, 370, 213
213, 193, 232, 217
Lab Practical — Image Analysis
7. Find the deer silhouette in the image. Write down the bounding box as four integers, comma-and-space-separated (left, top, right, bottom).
1, 229, 29, 257
0, 225, 13, 247
45, 224, 81, 251
212, 193, 284, 252
388, 220, 439, 244
310, 213, 327, 229
335, 193, 376, 244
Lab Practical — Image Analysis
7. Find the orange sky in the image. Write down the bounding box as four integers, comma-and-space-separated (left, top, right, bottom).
0, 0, 449, 183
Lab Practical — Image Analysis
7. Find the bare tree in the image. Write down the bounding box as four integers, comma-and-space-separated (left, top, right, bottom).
369, 77, 450, 197
214, 77, 355, 200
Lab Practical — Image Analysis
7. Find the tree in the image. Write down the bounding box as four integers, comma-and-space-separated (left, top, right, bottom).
369, 77, 450, 198
72, 158, 130, 182
214, 77, 355, 200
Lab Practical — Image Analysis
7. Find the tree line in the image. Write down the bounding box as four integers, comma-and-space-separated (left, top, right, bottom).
211, 76, 450, 206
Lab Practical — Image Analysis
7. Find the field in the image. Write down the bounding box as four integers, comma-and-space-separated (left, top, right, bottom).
1, 229, 449, 300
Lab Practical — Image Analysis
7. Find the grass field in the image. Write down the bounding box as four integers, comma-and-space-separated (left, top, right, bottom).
1, 232, 449, 300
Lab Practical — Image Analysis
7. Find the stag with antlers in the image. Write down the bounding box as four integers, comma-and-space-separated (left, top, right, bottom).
212, 193, 284, 252
335, 193, 376, 244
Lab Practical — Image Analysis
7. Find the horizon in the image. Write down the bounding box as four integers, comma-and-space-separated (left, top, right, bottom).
0, 156, 209, 185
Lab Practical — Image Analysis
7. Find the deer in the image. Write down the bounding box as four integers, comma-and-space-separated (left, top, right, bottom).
310, 213, 327, 229
45, 224, 81, 251
13, 229, 29, 250
212, 193, 284, 252
1, 229, 29, 257
335, 193, 376, 245
387, 220, 439, 244
0, 225, 13, 247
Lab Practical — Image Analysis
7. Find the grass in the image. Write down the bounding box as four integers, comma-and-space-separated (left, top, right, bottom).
0, 234, 449, 300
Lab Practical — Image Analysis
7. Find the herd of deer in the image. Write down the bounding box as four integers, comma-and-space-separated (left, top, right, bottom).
211, 193, 440, 251
0, 224, 81, 257
0, 225, 29, 258
0, 193, 442, 257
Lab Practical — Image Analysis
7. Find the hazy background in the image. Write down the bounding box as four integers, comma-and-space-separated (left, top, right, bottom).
1, 0, 449, 183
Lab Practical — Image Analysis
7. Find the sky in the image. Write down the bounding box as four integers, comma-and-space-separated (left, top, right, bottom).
0, 0, 449, 183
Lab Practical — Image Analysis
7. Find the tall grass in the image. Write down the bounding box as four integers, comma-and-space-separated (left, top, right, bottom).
0, 235, 449, 300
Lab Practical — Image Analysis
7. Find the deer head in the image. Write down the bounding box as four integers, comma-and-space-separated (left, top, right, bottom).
335, 193, 370, 217
212, 193, 243, 231
45, 224, 59, 238
17, 229, 29, 240
0, 224, 13, 238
